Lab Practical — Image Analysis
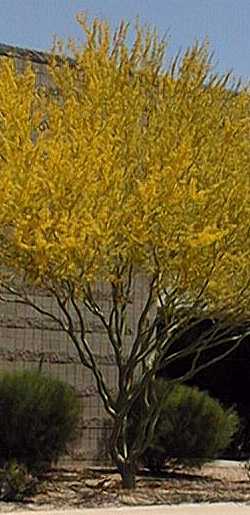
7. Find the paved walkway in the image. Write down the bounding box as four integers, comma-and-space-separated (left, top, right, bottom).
1, 504, 250, 514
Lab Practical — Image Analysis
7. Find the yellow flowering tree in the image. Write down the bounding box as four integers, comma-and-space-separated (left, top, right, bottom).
0, 15, 249, 488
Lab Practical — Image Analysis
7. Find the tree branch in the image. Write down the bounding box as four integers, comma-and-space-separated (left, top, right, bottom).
67, 284, 117, 417
128, 273, 158, 365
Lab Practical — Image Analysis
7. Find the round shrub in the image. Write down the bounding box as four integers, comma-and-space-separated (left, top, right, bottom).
0, 369, 80, 471
129, 380, 239, 471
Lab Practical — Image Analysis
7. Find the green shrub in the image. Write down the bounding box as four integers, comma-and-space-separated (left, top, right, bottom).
129, 380, 239, 471
0, 460, 38, 502
0, 370, 80, 472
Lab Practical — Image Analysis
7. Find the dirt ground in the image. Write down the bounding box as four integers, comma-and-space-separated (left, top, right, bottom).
1, 461, 250, 511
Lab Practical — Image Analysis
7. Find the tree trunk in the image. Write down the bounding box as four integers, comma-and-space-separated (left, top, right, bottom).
116, 458, 136, 489
109, 412, 137, 489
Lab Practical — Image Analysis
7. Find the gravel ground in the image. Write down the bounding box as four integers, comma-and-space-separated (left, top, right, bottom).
0, 461, 250, 511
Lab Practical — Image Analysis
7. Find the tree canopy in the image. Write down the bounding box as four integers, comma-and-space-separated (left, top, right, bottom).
0, 16, 249, 314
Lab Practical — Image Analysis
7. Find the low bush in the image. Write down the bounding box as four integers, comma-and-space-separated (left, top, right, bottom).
0, 460, 38, 502
0, 369, 80, 472
129, 380, 239, 471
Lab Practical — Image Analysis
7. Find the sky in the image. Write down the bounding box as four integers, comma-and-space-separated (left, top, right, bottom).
0, 0, 249, 82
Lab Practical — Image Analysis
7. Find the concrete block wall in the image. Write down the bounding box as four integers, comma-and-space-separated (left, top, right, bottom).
0, 276, 152, 463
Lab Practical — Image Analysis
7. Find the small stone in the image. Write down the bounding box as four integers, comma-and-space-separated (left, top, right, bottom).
85, 478, 105, 488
